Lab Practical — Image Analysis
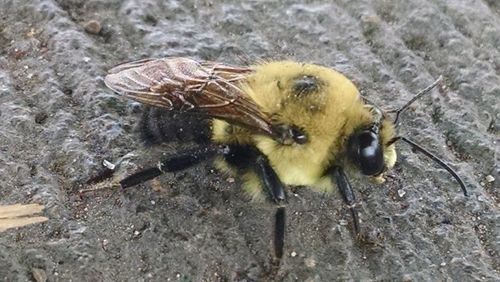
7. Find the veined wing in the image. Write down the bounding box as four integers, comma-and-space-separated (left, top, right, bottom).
104, 57, 275, 136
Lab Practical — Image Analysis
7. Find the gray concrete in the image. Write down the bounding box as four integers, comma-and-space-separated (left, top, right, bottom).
0, 0, 498, 281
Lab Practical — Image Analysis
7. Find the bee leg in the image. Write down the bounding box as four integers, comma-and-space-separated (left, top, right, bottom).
254, 155, 286, 264
329, 166, 361, 236
273, 207, 286, 262
255, 156, 286, 203
120, 145, 225, 188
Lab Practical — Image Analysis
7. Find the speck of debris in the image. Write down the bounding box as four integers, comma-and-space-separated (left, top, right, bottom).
291, 251, 297, 257
103, 160, 115, 170
398, 189, 406, 197
305, 257, 316, 268
402, 274, 412, 282
31, 268, 47, 282
485, 175, 494, 183
84, 20, 102, 34
34, 112, 48, 124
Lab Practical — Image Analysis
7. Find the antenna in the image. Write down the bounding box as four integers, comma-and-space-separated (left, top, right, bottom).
387, 136, 468, 196
385, 76, 468, 196
389, 76, 443, 124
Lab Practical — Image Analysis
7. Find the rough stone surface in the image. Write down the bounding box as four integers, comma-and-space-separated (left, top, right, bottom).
0, 0, 498, 281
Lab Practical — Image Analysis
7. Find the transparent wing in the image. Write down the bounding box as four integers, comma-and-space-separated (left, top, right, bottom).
104, 57, 275, 136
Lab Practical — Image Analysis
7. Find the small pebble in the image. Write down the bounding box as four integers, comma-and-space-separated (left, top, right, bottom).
103, 159, 115, 170
84, 20, 102, 34
32, 268, 47, 282
402, 274, 412, 282
304, 257, 316, 268
485, 175, 494, 183
290, 251, 297, 257
398, 189, 406, 197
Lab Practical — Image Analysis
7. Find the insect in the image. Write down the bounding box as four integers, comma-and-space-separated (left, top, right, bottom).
104, 57, 467, 267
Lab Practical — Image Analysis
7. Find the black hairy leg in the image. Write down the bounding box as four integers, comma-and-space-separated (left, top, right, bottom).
223, 145, 287, 269
123, 143, 287, 272
221, 144, 260, 170
120, 145, 225, 188
256, 155, 287, 203
139, 107, 211, 146
253, 154, 287, 270
329, 166, 361, 236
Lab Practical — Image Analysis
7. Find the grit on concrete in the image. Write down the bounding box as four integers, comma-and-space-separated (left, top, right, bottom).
0, 0, 498, 281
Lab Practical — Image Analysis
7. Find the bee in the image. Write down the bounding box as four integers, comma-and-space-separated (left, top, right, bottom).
104, 57, 467, 266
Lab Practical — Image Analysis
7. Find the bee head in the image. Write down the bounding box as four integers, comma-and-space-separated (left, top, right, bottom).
347, 124, 384, 176
346, 106, 388, 176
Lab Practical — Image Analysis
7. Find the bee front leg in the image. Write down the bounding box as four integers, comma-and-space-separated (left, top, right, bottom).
254, 155, 287, 263
120, 145, 226, 188
329, 166, 361, 236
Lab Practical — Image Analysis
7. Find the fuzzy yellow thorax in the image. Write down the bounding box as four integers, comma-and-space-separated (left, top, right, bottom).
212, 61, 396, 197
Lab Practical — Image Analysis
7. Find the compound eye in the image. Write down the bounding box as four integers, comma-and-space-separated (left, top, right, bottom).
349, 130, 384, 176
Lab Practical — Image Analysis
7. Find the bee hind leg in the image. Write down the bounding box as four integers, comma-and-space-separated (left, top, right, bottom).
120, 145, 226, 188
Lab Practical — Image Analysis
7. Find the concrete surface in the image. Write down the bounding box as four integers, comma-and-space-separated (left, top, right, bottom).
0, 0, 498, 281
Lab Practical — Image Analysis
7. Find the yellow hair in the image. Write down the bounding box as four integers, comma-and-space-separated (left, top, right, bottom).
212, 61, 396, 199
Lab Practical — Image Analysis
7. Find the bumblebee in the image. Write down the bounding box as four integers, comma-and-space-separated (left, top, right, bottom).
104, 57, 467, 264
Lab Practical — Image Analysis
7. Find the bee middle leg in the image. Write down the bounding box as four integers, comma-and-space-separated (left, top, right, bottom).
222, 146, 287, 265
251, 154, 287, 278
329, 166, 361, 236
254, 155, 287, 262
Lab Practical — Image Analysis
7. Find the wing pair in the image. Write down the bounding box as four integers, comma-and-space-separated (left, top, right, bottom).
104, 57, 275, 137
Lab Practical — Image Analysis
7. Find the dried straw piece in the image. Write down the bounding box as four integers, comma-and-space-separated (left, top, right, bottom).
0, 203, 48, 232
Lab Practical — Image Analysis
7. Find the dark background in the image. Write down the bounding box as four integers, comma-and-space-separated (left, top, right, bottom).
0, 0, 498, 281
